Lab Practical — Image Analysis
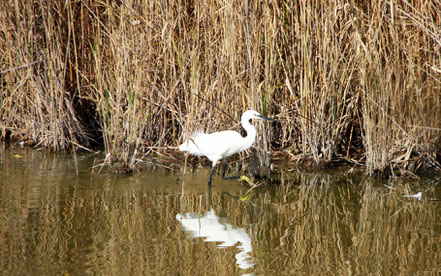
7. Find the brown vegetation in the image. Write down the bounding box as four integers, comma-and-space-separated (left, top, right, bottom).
1, 0, 440, 175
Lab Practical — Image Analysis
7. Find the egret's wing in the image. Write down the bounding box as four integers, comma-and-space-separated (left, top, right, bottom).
178, 131, 209, 155
197, 131, 243, 157
179, 130, 244, 164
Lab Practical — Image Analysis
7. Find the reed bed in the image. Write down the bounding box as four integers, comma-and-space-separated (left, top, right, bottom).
1, 0, 440, 176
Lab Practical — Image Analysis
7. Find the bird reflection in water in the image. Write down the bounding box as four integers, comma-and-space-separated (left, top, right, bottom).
176, 208, 255, 270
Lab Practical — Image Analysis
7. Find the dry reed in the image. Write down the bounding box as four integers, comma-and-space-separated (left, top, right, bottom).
1, 0, 440, 175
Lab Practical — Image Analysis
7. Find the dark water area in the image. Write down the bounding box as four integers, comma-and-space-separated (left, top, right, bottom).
1, 144, 441, 275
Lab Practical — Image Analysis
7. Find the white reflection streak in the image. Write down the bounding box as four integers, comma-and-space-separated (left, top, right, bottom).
176, 209, 254, 270
403, 192, 422, 200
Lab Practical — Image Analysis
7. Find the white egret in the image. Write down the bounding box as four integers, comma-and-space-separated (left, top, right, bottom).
179, 110, 275, 185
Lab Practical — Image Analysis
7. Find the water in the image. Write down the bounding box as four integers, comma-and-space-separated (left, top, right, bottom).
1, 144, 441, 275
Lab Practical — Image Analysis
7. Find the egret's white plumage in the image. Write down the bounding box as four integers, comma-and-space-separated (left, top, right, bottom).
179, 110, 274, 185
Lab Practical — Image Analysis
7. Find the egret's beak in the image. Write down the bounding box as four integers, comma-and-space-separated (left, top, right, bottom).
257, 114, 276, 122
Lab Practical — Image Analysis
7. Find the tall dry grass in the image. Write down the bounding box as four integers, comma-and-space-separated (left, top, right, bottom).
357, 1, 441, 175
0, 1, 89, 150
1, 0, 440, 175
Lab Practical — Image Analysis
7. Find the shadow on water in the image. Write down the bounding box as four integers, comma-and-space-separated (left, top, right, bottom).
1, 144, 441, 274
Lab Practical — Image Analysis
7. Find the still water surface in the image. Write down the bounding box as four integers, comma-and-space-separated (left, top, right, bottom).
1, 144, 441, 275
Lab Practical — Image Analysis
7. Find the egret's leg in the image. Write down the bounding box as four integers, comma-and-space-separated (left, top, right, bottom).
208, 166, 216, 186
221, 158, 240, 180
221, 158, 227, 177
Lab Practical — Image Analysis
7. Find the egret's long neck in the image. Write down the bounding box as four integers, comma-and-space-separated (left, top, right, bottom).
241, 118, 257, 149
